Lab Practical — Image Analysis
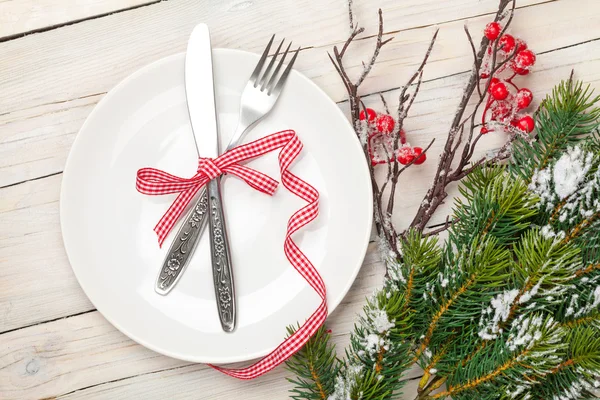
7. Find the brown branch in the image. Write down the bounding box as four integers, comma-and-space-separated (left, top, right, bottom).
356, 9, 392, 88
464, 25, 482, 98
379, 93, 391, 114
424, 216, 456, 237
405, 0, 516, 235
346, 0, 354, 32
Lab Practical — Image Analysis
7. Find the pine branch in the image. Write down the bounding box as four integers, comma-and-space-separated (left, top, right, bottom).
510, 78, 600, 182
286, 326, 340, 400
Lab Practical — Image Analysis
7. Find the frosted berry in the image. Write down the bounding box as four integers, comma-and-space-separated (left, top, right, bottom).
488, 77, 501, 92
517, 115, 535, 133
481, 126, 490, 135
516, 39, 528, 53
484, 22, 502, 40
510, 61, 530, 75
376, 114, 395, 134
359, 108, 377, 122
515, 50, 536, 68
499, 34, 516, 53
397, 147, 415, 165
413, 147, 427, 165
491, 100, 513, 121
480, 72, 490, 79
516, 89, 533, 110
490, 82, 509, 100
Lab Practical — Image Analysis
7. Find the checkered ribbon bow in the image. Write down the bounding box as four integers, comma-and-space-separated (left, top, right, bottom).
136, 130, 326, 379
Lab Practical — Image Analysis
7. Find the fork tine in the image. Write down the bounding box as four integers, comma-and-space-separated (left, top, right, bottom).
249, 34, 275, 85
271, 46, 300, 95
266, 41, 292, 93
259, 38, 285, 90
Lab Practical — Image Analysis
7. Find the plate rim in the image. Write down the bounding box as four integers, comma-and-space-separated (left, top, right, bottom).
60, 48, 373, 364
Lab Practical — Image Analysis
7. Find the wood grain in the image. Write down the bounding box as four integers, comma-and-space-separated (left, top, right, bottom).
2, 34, 599, 338
0, 0, 158, 41
2, 0, 600, 398
0, 0, 552, 188
0, 246, 428, 400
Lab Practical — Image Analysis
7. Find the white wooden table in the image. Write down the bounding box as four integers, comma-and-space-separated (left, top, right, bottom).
1, 1, 600, 399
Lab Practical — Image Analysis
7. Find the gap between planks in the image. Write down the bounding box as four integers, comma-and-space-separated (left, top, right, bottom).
1, 32, 597, 192
0, 0, 162, 43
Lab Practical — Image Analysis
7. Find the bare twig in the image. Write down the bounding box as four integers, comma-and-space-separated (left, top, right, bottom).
329, 0, 516, 263
379, 93, 391, 114
424, 216, 457, 237
356, 9, 392, 88
405, 0, 516, 235
347, 0, 354, 31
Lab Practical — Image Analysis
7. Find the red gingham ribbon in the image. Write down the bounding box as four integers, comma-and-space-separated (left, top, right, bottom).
136, 130, 326, 379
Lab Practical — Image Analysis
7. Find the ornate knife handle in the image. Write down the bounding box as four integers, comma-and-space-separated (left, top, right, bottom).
155, 189, 209, 295
207, 178, 236, 332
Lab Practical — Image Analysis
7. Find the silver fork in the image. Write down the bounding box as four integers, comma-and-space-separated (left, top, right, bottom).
155, 36, 300, 304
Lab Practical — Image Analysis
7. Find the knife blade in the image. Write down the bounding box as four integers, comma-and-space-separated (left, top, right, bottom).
184, 23, 236, 332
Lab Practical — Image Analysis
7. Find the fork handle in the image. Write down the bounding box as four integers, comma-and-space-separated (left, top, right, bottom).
155, 188, 209, 295
207, 178, 236, 332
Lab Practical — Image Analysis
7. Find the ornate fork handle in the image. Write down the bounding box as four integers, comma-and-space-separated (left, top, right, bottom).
155, 189, 209, 294
207, 178, 236, 331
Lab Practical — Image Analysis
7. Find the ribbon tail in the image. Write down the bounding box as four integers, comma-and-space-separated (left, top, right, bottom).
208, 130, 324, 379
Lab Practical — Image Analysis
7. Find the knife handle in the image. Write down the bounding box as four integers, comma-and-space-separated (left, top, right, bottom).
207, 178, 236, 332
156, 189, 209, 295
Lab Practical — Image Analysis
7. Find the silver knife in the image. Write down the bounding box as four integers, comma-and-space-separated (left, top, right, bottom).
180, 24, 236, 332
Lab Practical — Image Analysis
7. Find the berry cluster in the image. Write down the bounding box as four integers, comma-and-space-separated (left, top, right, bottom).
360, 108, 427, 166
480, 22, 536, 135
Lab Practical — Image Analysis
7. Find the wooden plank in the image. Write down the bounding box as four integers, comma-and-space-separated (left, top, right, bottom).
359, 39, 600, 230
57, 363, 428, 400
0, 0, 553, 188
0, 0, 158, 41
2, 38, 600, 335
0, 248, 428, 400
0, 175, 93, 334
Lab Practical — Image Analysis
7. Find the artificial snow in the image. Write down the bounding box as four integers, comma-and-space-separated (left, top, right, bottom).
368, 309, 395, 334
478, 289, 520, 340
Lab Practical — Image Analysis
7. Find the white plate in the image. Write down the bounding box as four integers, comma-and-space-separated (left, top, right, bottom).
60, 49, 372, 364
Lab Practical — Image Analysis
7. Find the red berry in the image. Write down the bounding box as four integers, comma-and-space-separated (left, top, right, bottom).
516, 39, 528, 53
515, 50, 536, 68
488, 77, 501, 92
484, 22, 502, 41
491, 100, 513, 121
397, 147, 415, 165
510, 61, 530, 75
490, 82, 509, 100
359, 108, 377, 122
516, 115, 535, 133
376, 114, 395, 134
499, 34, 516, 53
481, 126, 490, 135
516, 89, 533, 110
480, 72, 490, 79
413, 147, 427, 165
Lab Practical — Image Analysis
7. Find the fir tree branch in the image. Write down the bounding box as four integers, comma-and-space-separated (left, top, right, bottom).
563, 211, 600, 243
575, 263, 600, 278
414, 274, 477, 360
286, 326, 340, 400
432, 348, 531, 398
